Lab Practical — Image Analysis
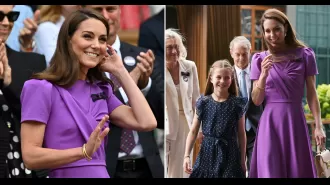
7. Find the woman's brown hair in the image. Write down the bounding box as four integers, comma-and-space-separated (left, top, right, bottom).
261, 8, 307, 53
204, 59, 238, 96
32, 9, 113, 88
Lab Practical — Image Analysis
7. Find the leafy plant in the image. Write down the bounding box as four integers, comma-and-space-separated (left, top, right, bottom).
304, 84, 330, 119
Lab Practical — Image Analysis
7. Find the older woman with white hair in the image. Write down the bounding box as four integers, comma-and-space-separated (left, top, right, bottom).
165, 28, 200, 178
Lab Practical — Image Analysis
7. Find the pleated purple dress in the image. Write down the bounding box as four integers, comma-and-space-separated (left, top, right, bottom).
249, 47, 317, 178
21, 79, 123, 178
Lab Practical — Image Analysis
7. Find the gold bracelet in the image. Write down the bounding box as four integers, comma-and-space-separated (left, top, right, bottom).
82, 144, 92, 161
184, 156, 190, 159
256, 83, 265, 90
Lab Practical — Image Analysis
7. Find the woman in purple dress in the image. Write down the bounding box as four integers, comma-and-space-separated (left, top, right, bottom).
249, 8, 326, 178
19, 9, 157, 178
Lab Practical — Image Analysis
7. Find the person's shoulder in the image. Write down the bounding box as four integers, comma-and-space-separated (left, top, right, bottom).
197, 95, 211, 104
120, 41, 148, 52
23, 79, 53, 89
232, 96, 248, 107
251, 51, 267, 60
234, 96, 248, 102
301, 47, 315, 57
140, 15, 155, 27
8, 46, 45, 60
140, 11, 162, 26
38, 21, 58, 31
13, 49, 46, 66
181, 59, 196, 68
19, 50, 45, 59
183, 59, 195, 65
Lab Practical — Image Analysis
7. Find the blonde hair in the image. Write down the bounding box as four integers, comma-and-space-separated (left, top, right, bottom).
261, 8, 307, 53
165, 28, 187, 61
204, 59, 238, 96
39, 5, 62, 24
229, 36, 251, 51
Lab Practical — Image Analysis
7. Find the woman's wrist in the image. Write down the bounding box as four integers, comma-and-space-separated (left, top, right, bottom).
82, 144, 92, 161
110, 67, 127, 79
256, 82, 265, 90
315, 125, 323, 130
314, 119, 323, 129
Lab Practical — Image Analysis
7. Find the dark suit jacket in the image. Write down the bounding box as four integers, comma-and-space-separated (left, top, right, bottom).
0, 45, 46, 178
234, 66, 263, 143
138, 9, 164, 77
105, 42, 164, 178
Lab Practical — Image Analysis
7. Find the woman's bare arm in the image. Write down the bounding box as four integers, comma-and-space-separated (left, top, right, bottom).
21, 121, 84, 170
109, 68, 157, 131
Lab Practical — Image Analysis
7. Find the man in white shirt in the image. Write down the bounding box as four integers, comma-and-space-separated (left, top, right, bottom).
85, 5, 164, 178
229, 36, 263, 177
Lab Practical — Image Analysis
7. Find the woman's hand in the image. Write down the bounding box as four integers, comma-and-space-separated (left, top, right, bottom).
99, 45, 125, 76
85, 115, 110, 158
315, 127, 326, 149
259, 54, 273, 80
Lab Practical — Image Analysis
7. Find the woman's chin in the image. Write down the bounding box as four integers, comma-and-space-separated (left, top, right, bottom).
81, 60, 100, 69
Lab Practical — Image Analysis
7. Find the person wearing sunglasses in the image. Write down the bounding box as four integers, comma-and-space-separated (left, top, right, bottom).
6, 5, 34, 52
0, 5, 46, 178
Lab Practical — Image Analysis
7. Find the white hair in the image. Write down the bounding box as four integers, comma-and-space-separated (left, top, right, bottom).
165, 28, 187, 61
229, 36, 251, 51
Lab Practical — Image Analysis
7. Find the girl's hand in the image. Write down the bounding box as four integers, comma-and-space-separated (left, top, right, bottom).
183, 156, 192, 174
241, 162, 247, 176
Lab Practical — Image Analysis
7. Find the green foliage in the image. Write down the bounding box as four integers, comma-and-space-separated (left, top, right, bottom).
305, 84, 330, 119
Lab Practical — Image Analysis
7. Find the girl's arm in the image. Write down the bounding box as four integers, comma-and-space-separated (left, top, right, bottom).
238, 115, 247, 164
184, 112, 201, 158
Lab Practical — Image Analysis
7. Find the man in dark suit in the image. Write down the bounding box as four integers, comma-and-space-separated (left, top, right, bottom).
0, 5, 46, 178
229, 36, 263, 176
85, 5, 164, 178
138, 7, 164, 160
138, 7, 164, 77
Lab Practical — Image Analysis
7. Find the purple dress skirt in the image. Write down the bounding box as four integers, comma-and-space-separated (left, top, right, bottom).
249, 47, 318, 178
20, 79, 123, 178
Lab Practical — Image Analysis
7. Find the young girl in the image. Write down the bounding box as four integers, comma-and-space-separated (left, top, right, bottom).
183, 59, 247, 178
